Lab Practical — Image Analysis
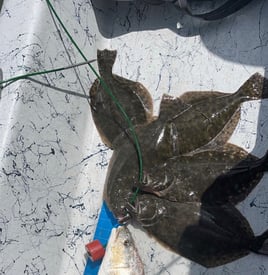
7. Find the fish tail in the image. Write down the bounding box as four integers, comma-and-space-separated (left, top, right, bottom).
97, 49, 117, 76
235, 73, 268, 100
250, 229, 268, 255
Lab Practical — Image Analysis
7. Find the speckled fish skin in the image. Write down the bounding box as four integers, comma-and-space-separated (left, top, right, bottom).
103, 119, 182, 221
90, 49, 153, 149
161, 73, 268, 154
102, 93, 267, 221
126, 194, 268, 268
89, 49, 268, 267
104, 136, 268, 222
98, 226, 144, 275
139, 145, 268, 205
91, 51, 268, 154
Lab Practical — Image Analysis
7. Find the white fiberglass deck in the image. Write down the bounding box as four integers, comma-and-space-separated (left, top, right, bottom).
0, 0, 268, 274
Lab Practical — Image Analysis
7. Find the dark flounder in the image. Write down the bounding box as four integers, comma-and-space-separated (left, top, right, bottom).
159, 73, 268, 154
90, 49, 153, 149
126, 194, 268, 268
139, 145, 267, 205
90, 49, 268, 268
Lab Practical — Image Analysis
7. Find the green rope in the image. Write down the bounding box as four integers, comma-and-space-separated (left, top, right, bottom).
46, 0, 143, 199
0, 0, 142, 203
0, 60, 95, 86
130, 187, 141, 204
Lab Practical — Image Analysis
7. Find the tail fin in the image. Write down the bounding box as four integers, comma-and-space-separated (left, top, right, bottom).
251, 229, 268, 255
235, 73, 268, 100
97, 49, 117, 76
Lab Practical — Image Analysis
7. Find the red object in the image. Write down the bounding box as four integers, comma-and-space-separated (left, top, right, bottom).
85, 240, 106, 261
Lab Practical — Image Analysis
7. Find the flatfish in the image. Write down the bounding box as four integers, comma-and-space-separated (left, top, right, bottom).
158, 73, 268, 153
126, 194, 268, 268
138, 144, 267, 205
89, 49, 268, 267
90, 49, 153, 149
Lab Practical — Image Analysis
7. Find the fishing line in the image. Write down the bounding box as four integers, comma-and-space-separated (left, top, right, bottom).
0, 60, 96, 86
0, 1, 143, 204
26, 77, 90, 99
45, 0, 143, 201
47, 2, 90, 104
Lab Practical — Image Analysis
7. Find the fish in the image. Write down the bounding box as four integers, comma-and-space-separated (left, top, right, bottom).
158, 73, 268, 154
138, 144, 268, 205
98, 71, 268, 220
98, 226, 144, 275
90, 51, 268, 153
90, 49, 153, 149
90, 49, 268, 267
125, 194, 268, 268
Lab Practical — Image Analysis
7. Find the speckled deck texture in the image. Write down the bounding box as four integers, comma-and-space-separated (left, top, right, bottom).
0, 0, 268, 274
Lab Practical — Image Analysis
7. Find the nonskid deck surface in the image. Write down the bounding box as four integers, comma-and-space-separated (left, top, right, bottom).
0, 1, 268, 274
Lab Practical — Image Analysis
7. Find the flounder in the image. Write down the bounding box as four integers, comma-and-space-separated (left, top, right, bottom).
90, 49, 268, 267
90, 49, 153, 149
138, 145, 267, 205
126, 194, 268, 268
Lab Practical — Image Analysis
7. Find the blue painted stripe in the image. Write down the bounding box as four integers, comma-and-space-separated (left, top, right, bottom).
84, 202, 119, 275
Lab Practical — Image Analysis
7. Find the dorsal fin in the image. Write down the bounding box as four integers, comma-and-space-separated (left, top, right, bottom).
159, 94, 189, 121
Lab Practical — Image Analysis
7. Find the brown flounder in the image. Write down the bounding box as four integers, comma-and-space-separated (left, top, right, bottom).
89, 49, 268, 267
90, 49, 153, 149
159, 73, 268, 154
126, 194, 268, 268
91, 50, 267, 153
138, 145, 268, 205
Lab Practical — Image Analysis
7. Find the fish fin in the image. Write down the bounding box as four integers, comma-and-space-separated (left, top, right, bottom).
158, 94, 189, 121
184, 108, 241, 154
200, 148, 266, 206
205, 108, 241, 149
235, 73, 268, 99
114, 75, 154, 122
179, 91, 229, 105
90, 79, 121, 148
251, 229, 268, 255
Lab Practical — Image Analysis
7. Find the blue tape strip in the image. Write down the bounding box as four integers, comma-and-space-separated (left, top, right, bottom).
84, 202, 119, 275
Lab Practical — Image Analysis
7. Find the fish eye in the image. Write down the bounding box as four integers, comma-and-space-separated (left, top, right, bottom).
123, 239, 130, 246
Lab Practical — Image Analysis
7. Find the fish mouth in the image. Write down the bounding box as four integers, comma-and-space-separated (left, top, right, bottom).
117, 198, 142, 224
117, 209, 132, 225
